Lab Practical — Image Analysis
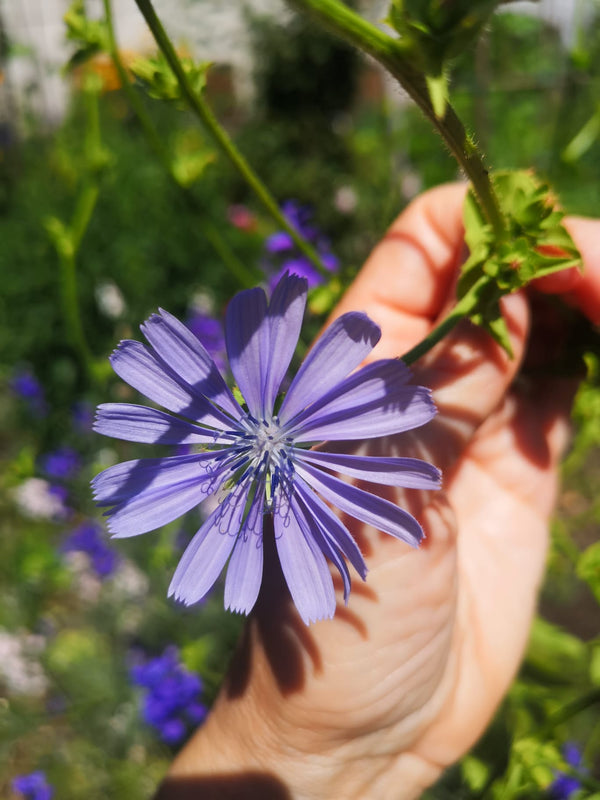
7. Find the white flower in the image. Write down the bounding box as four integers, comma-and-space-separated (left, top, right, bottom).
95, 281, 126, 319
13, 478, 67, 520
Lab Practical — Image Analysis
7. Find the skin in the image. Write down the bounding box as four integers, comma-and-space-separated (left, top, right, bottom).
156, 184, 600, 800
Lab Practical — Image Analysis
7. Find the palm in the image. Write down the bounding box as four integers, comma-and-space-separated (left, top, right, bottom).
167, 186, 600, 799
241, 184, 572, 775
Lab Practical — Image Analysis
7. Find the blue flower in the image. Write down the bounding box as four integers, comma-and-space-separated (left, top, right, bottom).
186, 312, 226, 374
549, 743, 586, 799
71, 400, 94, 433
39, 447, 81, 481
9, 368, 47, 417
62, 521, 119, 578
11, 771, 53, 800
92, 274, 440, 624
264, 200, 339, 289
130, 647, 207, 745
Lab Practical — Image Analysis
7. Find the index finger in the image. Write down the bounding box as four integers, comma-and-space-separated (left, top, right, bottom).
330, 182, 468, 359
532, 216, 600, 325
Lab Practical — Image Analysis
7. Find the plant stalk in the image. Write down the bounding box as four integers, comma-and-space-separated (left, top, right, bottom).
132, 0, 332, 279
289, 0, 506, 241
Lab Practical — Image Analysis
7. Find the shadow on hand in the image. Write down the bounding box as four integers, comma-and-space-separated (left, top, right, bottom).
225, 517, 376, 700
154, 771, 292, 800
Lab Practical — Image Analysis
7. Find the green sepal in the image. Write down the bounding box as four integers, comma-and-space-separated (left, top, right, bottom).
385, 0, 501, 76
459, 169, 582, 355
130, 52, 209, 104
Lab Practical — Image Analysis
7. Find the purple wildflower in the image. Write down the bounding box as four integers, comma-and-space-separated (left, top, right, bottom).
549, 743, 586, 799
264, 200, 339, 289
39, 447, 81, 481
186, 313, 226, 374
9, 369, 47, 417
130, 646, 207, 744
72, 400, 94, 433
92, 273, 440, 624
62, 521, 119, 578
11, 771, 53, 800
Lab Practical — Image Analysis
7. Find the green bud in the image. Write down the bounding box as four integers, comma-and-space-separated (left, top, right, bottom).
130, 52, 209, 104
458, 169, 582, 355
386, 0, 500, 75
63, 0, 109, 71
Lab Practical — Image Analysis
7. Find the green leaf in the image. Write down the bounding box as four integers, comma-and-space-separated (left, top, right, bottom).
577, 542, 600, 603
63, 0, 109, 70
525, 617, 588, 684
513, 738, 562, 788
425, 72, 449, 119
461, 755, 490, 791
563, 107, 600, 164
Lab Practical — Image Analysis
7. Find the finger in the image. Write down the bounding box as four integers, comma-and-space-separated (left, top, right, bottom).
330, 183, 530, 471
408, 291, 529, 475
412, 376, 574, 765
330, 182, 468, 359
532, 216, 600, 324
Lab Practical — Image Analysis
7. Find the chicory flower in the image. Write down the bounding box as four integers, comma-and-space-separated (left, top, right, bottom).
92, 274, 440, 624
11, 771, 53, 800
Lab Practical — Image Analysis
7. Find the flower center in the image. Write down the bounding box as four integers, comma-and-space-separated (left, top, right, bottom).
242, 416, 295, 505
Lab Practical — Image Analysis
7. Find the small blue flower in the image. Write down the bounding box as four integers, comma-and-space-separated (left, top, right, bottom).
11, 771, 53, 800
186, 312, 226, 374
71, 400, 94, 433
92, 274, 440, 624
62, 521, 119, 578
130, 647, 207, 745
264, 200, 339, 289
9, 369, 47, 417
40, 447, 81, 481
549, 743, 586, 799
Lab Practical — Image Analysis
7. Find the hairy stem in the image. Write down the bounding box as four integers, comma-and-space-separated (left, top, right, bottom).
289, 0, 506, 241
400, 280, 484, 365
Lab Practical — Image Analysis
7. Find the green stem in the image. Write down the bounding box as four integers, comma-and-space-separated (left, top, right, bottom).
53, 88, 104, 381
57, 243, 93, 376
132, 0, 331, 279
102, 0, 171, 173
289, 0, 506, 241
71, 182, 99, 252
103, 0, 257, 288
538, 687, 600, 738
400, 280, 483, 365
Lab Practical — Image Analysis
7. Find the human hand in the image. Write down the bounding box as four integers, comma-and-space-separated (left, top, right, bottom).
157, 184, 600, 800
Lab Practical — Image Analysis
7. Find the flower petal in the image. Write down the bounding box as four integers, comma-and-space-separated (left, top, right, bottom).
262, 274, 307, 415
278, 312, 381, 424
273, 494, 336, 624
295, 461, 424, 547
295, 449, 441, 490
169, 485, 249, 605
140, 308, 243, 419
290, 491, 351, 603
224, 488, 265, 614
92, 453, 229, 537
292, 475, 367, 580
288, 360, 435, 442
94, 403, 233, 445
225, 287, 268, 419
110, 340, 233, 428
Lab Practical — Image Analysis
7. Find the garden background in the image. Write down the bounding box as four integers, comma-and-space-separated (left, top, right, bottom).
1, 0, 600, 797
